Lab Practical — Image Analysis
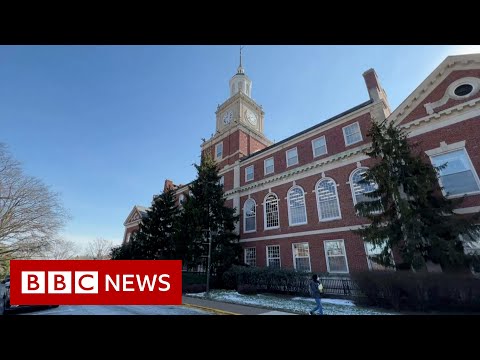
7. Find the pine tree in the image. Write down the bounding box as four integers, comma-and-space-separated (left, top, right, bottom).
180, 155, 242, 278
353, 120, 480, 272
133, 189, 179, 260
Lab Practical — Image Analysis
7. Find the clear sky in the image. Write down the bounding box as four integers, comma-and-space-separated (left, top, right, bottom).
1, 45, 478, 250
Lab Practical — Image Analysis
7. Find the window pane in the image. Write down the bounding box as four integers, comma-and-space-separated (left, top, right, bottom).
317, 179, 340, 220
265, 194, 280, 229
289, 188, 307, 225
246, 166, 254, 181
352, 169, 378, 204
432, 150, 479, 195
326, 241, 345, 256
267, 245, 281, 268
295, 258, 311, 272
245, 248, 256, 266
244, 199, 256, 232
287, 149, 298, 166
328, 256, 348, 272
265, 158, 274, 174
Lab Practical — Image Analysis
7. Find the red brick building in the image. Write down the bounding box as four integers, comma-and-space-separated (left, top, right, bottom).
124, 53, 480, 274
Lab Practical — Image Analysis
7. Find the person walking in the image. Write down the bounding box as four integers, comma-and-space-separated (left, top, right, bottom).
309, 274, 323, 315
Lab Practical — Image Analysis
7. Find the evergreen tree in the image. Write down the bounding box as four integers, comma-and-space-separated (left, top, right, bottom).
353, 120, 480, 272
133, 189, 179, 260
180, 155, 242, 278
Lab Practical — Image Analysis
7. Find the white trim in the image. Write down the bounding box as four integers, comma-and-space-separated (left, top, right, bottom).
264, 157, 275, 176
287, 185, 308, 226
266, 245, 281, 268
428, 147, 480, 199
243, 198, 257, 234
324, 239, 349, 274
240, 224, 364, 243
215, 142, 223, 160
245, 165, 254, 183
342, 122, 363, 146
228, 144, 371, 197
315, 177, 342, 222
311, 135, 327, 158
286, 147, 299, 167
292, 242, 312, 272
263, 192, 280, 230
425, 140, 466, 157
453, 206, 480, 214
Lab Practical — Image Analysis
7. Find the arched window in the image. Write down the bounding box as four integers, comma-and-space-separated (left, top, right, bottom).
264, 193, 280, 229
179, 194, 185, 208
316, 178, 341, 221
287, 186, 307, 226
244, 198, 256, 233
350, 168, 378, 205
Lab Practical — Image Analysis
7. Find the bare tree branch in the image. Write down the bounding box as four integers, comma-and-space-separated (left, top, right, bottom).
0, 143, 70, 259
86, 238, 113, 260
40, 238, 80, 260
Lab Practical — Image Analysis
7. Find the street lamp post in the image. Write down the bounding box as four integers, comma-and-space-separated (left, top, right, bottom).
205, 228, 212, 296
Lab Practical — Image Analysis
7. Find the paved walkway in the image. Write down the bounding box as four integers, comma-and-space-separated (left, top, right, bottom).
182, 295, 297, 315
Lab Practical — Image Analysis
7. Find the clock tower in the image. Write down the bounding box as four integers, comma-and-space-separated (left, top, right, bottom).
202, 48, 272, 168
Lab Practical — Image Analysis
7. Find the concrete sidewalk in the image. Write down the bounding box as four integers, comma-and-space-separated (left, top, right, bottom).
182, 295, 298, 315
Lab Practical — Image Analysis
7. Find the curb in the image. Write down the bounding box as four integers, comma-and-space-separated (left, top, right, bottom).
182, 303, 240, 315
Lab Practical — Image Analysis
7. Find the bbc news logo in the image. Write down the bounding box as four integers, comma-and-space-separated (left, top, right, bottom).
10, 260, 182, 305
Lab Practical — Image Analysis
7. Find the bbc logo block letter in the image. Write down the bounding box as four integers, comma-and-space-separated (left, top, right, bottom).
47, 271, 72, 294
22, 271, 45, 294
74, 271, 98, 294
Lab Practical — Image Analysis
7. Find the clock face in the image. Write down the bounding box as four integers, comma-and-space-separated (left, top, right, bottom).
223, 110, 233, 124
246, 110, 257, 126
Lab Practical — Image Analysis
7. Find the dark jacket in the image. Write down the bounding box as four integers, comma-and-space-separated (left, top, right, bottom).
309, 279, 321, 298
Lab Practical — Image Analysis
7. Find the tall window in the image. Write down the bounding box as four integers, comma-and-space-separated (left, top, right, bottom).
292, 243, 311, 272
350, 168, 378, 205
267, 245, 281, 268
364, 242, 394, 271
264, 193, 280, 229
215, 142, 223, 159
316, 178, 341, 221
244, 198, 256, 233
430, 149, 480, 197
343, 122, 362, 146
288, 186, 307, 226
312, 136, 327, 157
286, 148, 299, 167
219, 176, 225, 188
244, 247, 256, 266
324, 240, 349, 273
264, 157, 275, 175
245, 165, 254, 182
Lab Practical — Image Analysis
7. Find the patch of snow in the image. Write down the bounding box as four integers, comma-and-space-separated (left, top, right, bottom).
186, 290, 396, 315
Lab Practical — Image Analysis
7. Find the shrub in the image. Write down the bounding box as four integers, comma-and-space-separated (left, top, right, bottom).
351, 271, 480, 312
183, 284, 206, 294
237, 284, 258, 295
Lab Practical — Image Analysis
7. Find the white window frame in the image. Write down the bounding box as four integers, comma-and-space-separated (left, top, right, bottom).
287, 185, 308, 226
264, 193, 280, 230
324, 239, 349, 274
292, 242, 312, 272
245, 165, 254, 182
266, 245, 281, 268
427, 147, 480, 199
215, 142, 223, 160
286, 147, 299, 167
315, 177, 342, 221
243, 198, 257, 233
342, 122, 362, 146
349, 167, 378, 206
264, 157, 275, 175
311, 136, 327, 158
244, 247, 256, 267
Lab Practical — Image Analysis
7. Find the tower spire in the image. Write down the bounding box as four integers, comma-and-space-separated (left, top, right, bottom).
237, 45, 245, 75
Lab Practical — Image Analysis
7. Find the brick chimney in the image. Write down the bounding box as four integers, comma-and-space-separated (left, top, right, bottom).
163, 179, 175, 193
363, 68, 391, 118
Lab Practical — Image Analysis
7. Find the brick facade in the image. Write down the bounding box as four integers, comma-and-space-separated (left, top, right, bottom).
124, 53, 480, 275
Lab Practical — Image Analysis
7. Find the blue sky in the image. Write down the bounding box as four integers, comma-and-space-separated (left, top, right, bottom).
1, 45, 478, 250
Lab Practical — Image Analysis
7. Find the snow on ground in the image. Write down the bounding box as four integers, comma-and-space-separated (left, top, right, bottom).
187, 290, 397, 315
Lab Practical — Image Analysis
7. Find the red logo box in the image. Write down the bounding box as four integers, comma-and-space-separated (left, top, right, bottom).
9, 260, 182, 305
